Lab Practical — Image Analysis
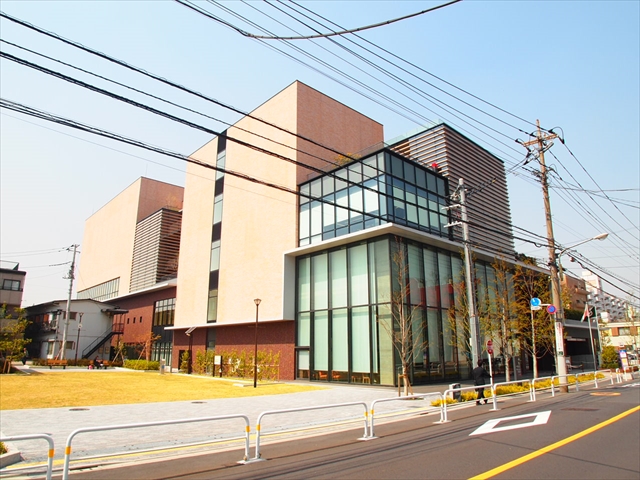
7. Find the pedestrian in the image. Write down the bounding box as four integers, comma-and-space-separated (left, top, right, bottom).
21, 348, 28, 366
472, 359, 491, 405
93, 356, 103, 369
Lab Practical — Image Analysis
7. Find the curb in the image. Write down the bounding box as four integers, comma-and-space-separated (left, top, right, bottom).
0, 450, 23, 468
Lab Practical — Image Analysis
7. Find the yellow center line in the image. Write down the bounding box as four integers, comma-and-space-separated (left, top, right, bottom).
469, 405, 640, 480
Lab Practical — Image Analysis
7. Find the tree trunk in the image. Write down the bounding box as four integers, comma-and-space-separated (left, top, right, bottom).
402, 364, 410, 397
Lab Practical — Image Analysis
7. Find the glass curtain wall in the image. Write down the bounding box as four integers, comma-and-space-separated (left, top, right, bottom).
299, 150, 450, 246
296, 235, 498, 385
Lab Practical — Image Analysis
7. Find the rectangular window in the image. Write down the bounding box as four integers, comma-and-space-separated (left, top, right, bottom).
312, 254, 328, 310
298, 257, 311, 312
298, 312, 310, 346
330, 249, 347, 308
213, 194, 223, 224
2, 279, 21, 291
310, 179, 322, 199
299, 203, 310, 240
310, 201, 322, 237
349, 244, 369, 306
314, 311, 329, 371
352, 306, 370, 373
322, 176, 334, 196
323, 203, 335, 233
210, 240, 221, 271
207, 290, 218, 323
332, 309, 348, 372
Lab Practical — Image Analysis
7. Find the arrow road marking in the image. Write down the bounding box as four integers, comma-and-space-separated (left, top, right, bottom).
470, 411, 551, 436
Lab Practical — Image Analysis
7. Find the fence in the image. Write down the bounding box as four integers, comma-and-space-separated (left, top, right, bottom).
0, 434, 54, 480
253, 402, 369, 461
61, 414, 251, 480
368, 393, 443, 437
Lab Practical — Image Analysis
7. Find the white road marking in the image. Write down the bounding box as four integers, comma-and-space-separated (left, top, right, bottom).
470, 411, 551, 436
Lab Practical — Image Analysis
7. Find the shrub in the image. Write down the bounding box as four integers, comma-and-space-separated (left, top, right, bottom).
431, 397, 457, 407
0, 441, 6, 455
180, 351, 190, 373
193, 350, 216, 375
460, 391, 477, 402
601, 346, 621, 369
124, 360, 159, 371
495, 383, 530, 395
216, 349, 281, 381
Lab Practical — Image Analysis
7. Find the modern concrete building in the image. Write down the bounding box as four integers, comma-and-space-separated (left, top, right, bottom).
76, 177, 183, 301
172, 81, 384, 379
77, 81, 560, 384
76, 177, 182, 362
169, 81, 530, 385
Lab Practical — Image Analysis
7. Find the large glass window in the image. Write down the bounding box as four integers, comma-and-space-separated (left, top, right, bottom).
349, 244, 369, 306
332, 309, 348, 377
330, 249, 347, 308
298, 257, 310, 312
351, 306, 370, 373
296, 235, 505, 386
312, 254, 328, 310
298, 149, 450, 245
314, 311, 329, 372
153, 298, 176, 326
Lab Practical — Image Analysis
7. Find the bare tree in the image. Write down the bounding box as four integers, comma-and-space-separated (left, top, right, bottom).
379, 238, 427, 396
133, 332, 161, 361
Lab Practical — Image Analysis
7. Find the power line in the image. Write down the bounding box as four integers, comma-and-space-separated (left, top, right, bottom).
176, 0, 462, 40
184, 0, 535, 173
557, 136, 640, 236
0, 11, 367, 166
288, 0, 541, 134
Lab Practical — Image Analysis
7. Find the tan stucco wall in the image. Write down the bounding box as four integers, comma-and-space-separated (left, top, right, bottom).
78, 178, 183, 296
174, 140, 219, 325
174, 81, 383, 328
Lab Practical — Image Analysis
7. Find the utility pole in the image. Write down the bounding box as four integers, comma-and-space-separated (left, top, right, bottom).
60, 244, 79, 360
445, 178, 481, 368
521, 121, 567, 387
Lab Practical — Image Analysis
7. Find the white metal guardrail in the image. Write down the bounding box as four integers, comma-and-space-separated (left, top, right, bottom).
368, 393, 443, 438
490, 379, 534, 410
252, 402, 369, 461
0, 434, 54, 480
438, 385, 490, 423
61, 414, 251, 480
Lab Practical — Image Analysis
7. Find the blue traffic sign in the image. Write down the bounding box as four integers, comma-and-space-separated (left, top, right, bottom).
530, 297, 541, 307
547, 305, 557, 314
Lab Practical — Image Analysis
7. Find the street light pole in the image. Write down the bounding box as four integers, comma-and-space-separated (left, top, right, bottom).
253, 299, 261, 389
74, 312, 84, 364
556, 233, 608, 373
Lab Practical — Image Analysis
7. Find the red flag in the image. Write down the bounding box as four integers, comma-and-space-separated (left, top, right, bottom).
581, 304, 590, 322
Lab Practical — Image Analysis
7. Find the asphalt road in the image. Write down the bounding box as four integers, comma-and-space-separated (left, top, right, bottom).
65, 381, 640, 480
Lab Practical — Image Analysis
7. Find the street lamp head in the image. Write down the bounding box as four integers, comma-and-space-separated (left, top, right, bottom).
254, 298, 261, 306
593, 233, 608, 241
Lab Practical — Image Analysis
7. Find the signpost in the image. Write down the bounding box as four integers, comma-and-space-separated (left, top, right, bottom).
487, 340, 494, 386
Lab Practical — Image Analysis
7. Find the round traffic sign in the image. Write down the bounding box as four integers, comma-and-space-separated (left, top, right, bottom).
530, 297, 541, 307
487, 340, 493, 347
488, 348, 493, 355
547, 305, 557, 314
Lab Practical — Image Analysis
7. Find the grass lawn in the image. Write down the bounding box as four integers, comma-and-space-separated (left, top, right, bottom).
0, 370, 322, 410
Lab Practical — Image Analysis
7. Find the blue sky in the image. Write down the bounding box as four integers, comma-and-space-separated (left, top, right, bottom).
1, 1, 638, 307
